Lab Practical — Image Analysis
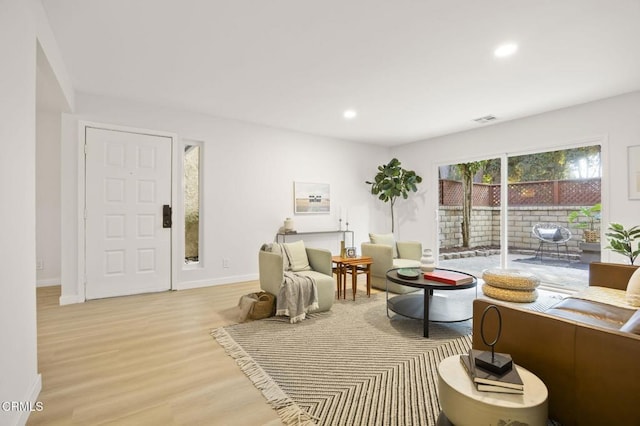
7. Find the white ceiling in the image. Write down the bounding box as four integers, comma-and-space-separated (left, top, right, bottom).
41, 0, 640, 146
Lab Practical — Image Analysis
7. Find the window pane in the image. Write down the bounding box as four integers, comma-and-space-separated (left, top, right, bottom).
184, 144, 200, 264
437, 145, 600, 292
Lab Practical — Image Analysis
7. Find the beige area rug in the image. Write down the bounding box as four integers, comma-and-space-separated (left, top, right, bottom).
212, 290, 563, 426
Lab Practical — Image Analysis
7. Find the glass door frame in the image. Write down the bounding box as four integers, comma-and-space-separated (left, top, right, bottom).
434, 137, 606, 289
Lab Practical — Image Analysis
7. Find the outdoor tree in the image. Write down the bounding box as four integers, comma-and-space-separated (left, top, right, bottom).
366, 158, 422, 233
478, 147, 601, 184
456, 161, 486, 247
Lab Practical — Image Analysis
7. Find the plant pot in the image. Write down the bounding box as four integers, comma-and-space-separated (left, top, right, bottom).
583, 230, 599, 243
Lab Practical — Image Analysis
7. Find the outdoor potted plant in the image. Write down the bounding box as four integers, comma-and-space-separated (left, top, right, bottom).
605, 222, 640, 265
568, 203, 601, 242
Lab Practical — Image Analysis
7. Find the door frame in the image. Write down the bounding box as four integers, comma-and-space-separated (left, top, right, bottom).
77, 121, 179, 301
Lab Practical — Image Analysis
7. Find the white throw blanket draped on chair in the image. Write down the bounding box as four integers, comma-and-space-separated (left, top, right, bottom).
278, 271, 318, 323
262, 243, 319, 323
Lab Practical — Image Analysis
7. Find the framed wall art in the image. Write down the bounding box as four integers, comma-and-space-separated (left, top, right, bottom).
294, 182, 330, 214
629, 145, 640, 200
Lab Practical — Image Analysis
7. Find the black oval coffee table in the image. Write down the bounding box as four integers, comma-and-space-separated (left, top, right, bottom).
386, 268, 477, 338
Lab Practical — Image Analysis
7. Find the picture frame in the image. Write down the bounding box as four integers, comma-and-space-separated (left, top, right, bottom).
346, 247, 357, 258
629, 145, 640, 200
294, 182, 330, 214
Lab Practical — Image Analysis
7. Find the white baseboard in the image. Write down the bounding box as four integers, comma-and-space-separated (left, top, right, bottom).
59, 294, 85, 305
36, 278, 60, 288
175, 273, 259, 290
58, 275, 259, 303
15, 373, 42, 426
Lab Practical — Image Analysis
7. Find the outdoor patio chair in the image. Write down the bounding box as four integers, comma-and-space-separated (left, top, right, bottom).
532, 223, 572, 262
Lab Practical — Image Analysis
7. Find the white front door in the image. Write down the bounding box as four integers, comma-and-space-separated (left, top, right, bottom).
85, 127, 172, 299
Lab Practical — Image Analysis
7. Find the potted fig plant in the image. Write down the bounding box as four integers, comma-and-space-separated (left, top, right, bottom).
365, 158, 422, 233
568, 203, 601, 242
605, 223, 640, 265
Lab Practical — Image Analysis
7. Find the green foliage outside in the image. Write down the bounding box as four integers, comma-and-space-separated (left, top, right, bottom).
568, 203, 601, 231
442, 146, 602, 249
444, 146, 602, 184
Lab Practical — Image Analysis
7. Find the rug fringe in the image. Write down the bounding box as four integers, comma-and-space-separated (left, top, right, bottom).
212, 327, 318, 425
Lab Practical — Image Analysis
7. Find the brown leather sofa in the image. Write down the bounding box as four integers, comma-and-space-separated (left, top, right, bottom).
472, 262, 640, 426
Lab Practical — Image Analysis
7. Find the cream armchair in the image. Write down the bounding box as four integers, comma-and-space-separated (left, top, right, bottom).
259, 244, 335, 312
361, 235, 422, 294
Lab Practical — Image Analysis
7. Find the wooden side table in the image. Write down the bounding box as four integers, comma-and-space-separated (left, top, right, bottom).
437, 355, 548, 426
331, 256, 373, 300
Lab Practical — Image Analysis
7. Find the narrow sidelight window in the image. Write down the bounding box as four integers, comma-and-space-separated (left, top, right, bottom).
184, 143, 201, 264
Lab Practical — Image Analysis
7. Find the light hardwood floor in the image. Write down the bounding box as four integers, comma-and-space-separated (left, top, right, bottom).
28, 282, 284, 426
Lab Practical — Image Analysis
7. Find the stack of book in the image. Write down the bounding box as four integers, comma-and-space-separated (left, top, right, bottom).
459, 349, 524, 394
423, 270, 474, 285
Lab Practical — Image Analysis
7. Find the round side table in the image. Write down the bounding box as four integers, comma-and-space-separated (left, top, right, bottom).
437, 355, 548, 426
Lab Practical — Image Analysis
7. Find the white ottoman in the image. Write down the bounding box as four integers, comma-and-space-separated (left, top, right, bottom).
437, 355, 548, 426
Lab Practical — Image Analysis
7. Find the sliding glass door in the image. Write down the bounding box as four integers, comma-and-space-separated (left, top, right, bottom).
438, 144, 601, 291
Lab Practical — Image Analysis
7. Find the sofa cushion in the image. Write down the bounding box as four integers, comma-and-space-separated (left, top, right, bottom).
625, 268, 640, 307
546, 297, 635, 330
295, 269, 333, 286
572, 286, 633, 309
283, 240, 311, 272
370, 232, 398, 258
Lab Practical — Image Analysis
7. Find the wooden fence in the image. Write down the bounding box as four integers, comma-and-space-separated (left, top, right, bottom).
439, 178, 601, 207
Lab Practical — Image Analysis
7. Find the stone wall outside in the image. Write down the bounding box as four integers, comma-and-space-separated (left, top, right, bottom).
439, 205, 597, 252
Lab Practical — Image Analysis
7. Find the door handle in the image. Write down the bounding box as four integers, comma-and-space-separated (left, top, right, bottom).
163, 205, 172, 228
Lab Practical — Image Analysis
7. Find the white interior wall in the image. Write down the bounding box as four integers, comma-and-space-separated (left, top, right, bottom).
1, 1, 40, 425
391, 91, 640, 264
0, 2, 73, 423
36, 109, 61, 286
59, 93, 391, 301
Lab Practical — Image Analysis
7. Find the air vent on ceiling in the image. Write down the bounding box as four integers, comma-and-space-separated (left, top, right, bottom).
473, 115, 498, 124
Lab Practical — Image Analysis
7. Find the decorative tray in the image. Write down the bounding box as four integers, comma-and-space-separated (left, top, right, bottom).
397, 268, 420, 280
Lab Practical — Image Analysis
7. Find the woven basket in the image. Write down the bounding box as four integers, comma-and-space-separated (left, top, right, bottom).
249, 291, 276, 320
583, 230, 599, 243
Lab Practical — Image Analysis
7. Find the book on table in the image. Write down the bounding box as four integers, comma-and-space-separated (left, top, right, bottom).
423, 270, 474, 285
459, 352, 524, 394
468, 349, 524, 390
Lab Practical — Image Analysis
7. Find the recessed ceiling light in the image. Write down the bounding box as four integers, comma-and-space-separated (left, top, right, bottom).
494, 43, 518, 58
343, 109, 357, 119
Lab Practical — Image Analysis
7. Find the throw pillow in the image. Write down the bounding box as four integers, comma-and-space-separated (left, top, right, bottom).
369, 232, 398, 258
626, 267, 640, 307
552, 228, 563, 241
538, 228, 562, 241
283, 240, 311, 272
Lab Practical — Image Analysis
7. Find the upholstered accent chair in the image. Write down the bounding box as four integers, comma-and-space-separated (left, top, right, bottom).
259, 241, 335, 312
361, 233, 422, 294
